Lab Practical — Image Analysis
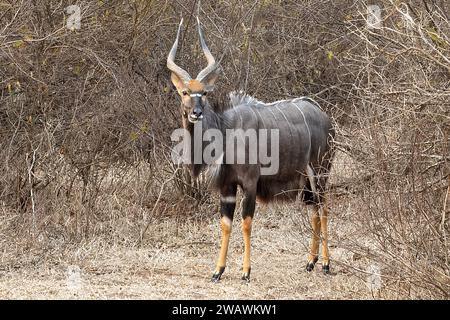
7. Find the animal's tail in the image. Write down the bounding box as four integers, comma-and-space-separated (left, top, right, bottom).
301, 177, 318, 205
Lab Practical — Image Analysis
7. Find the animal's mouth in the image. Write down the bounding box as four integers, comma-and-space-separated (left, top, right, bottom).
188, 114, 203, 123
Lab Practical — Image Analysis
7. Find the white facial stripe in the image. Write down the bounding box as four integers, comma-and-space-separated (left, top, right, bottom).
221, 196, 236, 203
190, 93, 202, 97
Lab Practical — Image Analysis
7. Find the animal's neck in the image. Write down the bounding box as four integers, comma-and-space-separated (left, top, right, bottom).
183, 91, 261, 177
186, 101, 227, 177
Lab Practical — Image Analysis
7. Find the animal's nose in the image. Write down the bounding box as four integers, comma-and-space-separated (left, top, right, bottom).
193, 107, 203, 118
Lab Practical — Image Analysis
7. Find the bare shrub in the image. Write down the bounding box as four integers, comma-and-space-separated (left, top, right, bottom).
0, 0, 448, 298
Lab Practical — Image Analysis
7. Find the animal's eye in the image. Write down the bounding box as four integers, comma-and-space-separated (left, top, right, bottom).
203, 91, 207, 96
182, 90, 188, 96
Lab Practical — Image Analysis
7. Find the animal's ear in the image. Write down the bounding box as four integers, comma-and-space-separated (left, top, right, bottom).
171, 72, 186, 92
202, 69, 220, 91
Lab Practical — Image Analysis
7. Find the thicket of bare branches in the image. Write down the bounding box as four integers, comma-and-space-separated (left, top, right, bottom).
0, 1, 448, 298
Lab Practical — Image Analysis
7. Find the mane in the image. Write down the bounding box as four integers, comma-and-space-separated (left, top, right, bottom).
228, 91, 264, 107
208, 90, 262, 113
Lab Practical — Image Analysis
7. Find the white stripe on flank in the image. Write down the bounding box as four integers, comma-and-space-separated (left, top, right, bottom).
292, 101, 312, 158
221, 196, 236, 203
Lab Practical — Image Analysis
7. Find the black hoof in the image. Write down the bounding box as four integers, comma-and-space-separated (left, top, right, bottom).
306, 262, 315, 272
322, 263, 330, 275
306, 257, 319, 272
211, 274, 221, 282
241, 269, 251, 283
211, 267, 225, 283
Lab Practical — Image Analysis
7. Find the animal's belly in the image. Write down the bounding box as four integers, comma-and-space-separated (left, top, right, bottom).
256, 174, 306, 203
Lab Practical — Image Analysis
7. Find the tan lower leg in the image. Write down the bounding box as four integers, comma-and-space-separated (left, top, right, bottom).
215, 216, 232, 273
320, 206, 329, 265
242, 217, 252, 275
308, 206, 321, 263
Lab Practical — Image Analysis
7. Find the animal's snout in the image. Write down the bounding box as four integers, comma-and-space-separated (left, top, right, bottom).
193, 107, 203, 118
189, 107, 203, 123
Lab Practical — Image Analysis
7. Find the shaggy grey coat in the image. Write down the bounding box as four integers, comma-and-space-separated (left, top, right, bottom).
187, 92, 335, 204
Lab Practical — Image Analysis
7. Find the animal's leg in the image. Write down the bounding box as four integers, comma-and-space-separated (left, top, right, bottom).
306, 204, 321, 271
305, 165, 321, 271
212, 186, 237, 282
241, 191, 256, 282
320, 202, 330, 274
317, 165, 332, 274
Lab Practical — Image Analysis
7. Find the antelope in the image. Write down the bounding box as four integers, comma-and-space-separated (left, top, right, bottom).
167, 18, 335, 282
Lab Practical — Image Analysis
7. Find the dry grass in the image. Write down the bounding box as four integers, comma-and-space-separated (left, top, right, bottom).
0, 152, 398, 300
0, 202, 373, 300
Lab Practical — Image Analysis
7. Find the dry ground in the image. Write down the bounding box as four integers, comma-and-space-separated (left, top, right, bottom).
0, 152, 386, 299
0, 201, 382, 299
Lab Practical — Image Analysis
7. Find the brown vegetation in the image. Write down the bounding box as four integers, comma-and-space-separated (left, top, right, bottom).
0, 0, 448, 299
